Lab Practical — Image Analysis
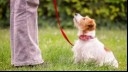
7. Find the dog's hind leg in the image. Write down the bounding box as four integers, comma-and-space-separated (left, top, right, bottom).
104, 51, 118, 68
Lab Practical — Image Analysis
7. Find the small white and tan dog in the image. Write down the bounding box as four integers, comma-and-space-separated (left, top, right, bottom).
72, 13, 118, 68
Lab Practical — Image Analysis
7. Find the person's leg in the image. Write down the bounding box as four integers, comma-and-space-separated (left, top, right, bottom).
10, 0, 44, 66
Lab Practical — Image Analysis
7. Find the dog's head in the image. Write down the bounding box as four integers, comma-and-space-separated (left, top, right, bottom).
73, 13, 96, 32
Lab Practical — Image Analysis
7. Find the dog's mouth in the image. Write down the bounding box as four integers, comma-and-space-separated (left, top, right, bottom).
73, 17, 78, 23
73, 13, 83, 23
74, 13, 83, 22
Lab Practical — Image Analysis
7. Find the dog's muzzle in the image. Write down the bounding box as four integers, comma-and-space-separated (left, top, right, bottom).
74, 13, 83, 23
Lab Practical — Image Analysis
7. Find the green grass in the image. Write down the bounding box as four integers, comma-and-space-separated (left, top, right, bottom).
0, 27, 127, 71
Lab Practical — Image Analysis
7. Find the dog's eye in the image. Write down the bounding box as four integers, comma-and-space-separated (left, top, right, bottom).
83, 18, 86, 20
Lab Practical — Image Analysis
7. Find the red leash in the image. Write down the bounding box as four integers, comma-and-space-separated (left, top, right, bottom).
53, 0, 73, 46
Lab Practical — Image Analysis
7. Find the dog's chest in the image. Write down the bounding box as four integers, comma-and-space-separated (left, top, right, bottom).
75, 38, 104, 52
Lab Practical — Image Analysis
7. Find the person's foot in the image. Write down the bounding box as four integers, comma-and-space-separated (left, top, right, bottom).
11, 62, 44, 68
28, 62, 44, 67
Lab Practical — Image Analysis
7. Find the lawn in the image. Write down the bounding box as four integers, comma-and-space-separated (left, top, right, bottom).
0, 27, 127, 71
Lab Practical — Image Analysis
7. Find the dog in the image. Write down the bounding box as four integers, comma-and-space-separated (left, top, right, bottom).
72, 13, 118, 68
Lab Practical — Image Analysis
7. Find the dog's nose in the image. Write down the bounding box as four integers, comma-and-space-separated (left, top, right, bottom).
75, 13, 79, 16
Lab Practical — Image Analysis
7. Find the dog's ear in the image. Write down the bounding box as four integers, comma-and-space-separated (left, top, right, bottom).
89, 19, 95, 23
91, 19, 96, 27
89, 19, 93, 24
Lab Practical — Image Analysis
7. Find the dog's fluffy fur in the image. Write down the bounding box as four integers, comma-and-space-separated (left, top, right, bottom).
72, 13, 118, 68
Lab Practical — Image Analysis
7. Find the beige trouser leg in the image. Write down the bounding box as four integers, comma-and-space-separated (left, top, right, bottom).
10, 0, 44, 66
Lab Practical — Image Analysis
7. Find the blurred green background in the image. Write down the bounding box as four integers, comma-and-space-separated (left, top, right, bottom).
0, 0, 127, 29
